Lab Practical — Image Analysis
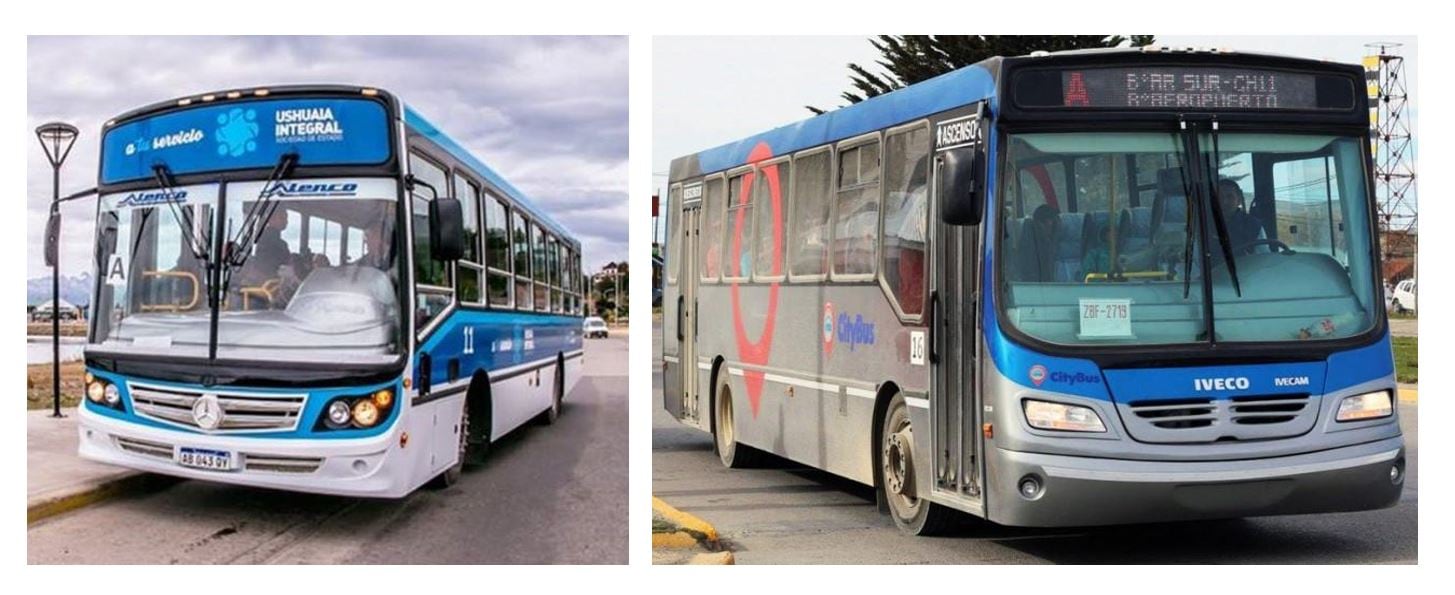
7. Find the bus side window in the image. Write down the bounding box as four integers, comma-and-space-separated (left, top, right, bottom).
484, 195, 513, 307
513, 214, 533, 310
723, 170, 753, 281
790, 149, 832, 278
666, 186, 680, 286
453, 173, 483, 304
834, 139, 881, 277
753, 161, 788, 280
701, 177, 724, 282
533, 223, 549, 311
882, 125, 930, 317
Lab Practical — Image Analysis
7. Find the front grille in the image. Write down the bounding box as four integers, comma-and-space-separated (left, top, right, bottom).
129, 383, 306, 433
1120, 393, 1317, 443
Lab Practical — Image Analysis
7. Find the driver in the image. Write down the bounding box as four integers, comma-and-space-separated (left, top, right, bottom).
1217, 179, 1262, 255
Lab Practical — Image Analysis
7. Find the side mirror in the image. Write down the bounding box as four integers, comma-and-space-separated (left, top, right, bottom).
429, 197, 465, 262
44, 211, 61, 267
939, 146, 984, 226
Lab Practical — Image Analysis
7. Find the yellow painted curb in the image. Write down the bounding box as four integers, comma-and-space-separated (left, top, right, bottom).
652, 496, 718, 543
1399, 387, 1417, 403
652, 531, 701, 549
27, 474, 176, 525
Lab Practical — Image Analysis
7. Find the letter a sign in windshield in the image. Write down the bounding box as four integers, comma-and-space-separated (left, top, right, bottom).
106, 254, 127, 286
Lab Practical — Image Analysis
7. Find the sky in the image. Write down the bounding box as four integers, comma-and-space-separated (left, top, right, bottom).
26, 35, 629, 283
652, 35, 1418, 239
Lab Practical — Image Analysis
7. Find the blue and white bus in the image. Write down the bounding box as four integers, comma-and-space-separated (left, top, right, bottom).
79, 85, 586, 497
662, 48, 1404, 532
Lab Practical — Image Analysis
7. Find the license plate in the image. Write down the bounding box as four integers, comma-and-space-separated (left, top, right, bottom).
175, 447, 235, 471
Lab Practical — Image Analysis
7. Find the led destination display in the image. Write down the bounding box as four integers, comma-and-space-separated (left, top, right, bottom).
1013, 66, 1357, 111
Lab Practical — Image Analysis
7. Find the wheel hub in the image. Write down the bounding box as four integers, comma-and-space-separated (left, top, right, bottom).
884, 427, 915, 499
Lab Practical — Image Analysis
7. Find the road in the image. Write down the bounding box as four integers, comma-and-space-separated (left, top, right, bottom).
29, 334, 628, 564
653, 324, 1418, 564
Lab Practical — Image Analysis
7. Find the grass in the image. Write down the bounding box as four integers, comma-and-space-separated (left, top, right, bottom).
27, 361, 86, 410
1392, 336, 1417, 384
27, 322, 87, 336
1388, 310, 1418, 320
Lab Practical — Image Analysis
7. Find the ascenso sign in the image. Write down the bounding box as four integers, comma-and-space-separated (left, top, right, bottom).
101, 97, 390, 184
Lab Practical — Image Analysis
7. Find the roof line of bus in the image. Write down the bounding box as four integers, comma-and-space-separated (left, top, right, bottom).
403, 104, 575, 244
675, 58, 1000, 178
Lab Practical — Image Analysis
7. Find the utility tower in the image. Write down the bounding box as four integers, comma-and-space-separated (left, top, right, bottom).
1364, 42, 1416, 283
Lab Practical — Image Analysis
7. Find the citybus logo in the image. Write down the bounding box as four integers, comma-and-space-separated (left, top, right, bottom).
117, 189, 188, 208
835, 312, 875, 352
822, 302, 835, 356
1028, 364, 1047, 387
265, 182, 359, 198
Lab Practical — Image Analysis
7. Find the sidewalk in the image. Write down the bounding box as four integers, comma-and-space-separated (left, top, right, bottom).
27, 408, 163, 523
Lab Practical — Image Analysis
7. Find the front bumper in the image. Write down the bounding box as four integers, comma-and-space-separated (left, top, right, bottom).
77, 404, 415, 498
986, 436, 1405, 527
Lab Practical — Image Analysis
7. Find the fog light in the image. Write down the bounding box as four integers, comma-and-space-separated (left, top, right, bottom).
372, 389, 394, 408
352, 399, 380, 427
1390, 464, 1403, 484
1018, 475, 1044, 500
103, 383, 120, 405
86, 381, 106, 403
327, 400, 352, 427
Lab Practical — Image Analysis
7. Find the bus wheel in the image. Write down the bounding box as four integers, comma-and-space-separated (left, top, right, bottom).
714, 377, 765, 468
881, 392, 957, 535
428, 399, 469, 489
541, 358, 564, 425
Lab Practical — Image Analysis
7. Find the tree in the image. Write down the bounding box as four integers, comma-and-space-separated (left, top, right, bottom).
809, 35, 1156, 114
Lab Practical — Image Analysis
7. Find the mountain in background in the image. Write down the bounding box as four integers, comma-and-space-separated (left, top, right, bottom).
27, 272, 93, 307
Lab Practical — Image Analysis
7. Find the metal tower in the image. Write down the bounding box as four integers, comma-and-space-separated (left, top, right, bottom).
1364, 42, 1417, 279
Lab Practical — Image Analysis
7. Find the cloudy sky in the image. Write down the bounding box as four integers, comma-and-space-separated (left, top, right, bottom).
27, 35, 628, 283
653, 35, 1418, 237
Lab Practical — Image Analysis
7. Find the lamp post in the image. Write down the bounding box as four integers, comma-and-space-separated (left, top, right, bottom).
37, 121, 79, 419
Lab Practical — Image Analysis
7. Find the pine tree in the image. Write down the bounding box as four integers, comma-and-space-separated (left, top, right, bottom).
808, 35, 1156, 114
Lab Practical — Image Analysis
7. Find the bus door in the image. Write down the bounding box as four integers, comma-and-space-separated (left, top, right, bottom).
673, 184, 705, 424
929, 117, 984, 507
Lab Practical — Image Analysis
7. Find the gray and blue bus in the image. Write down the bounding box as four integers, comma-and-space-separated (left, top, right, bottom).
662, 48, 1404, 532
80, 85, 586, 497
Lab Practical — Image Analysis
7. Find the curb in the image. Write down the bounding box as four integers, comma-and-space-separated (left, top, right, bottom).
27, 473, 178, 525
652, 496, 733, 564
1398, 386, 1417, 403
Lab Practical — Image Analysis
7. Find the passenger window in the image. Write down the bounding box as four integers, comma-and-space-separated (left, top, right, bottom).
484, 196, 512, 306
409, 152, 450, 289
834, 140, 881, 277
534, 224, 549, 311
454, 174, 481, 264
790, 150, 832, 277
666, 186, 680, 285
723, 171, 753, 281
753, 161, 788, 279
700, 177, 724, 281
513, 215, 532, 309
882, 125, 931, 317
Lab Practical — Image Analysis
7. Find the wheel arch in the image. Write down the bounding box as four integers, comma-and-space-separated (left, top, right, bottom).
465, 369, 494, 444
870, 380, 903, 514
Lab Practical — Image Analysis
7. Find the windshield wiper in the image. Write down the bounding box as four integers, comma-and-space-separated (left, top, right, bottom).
216, 152, 300, 298
1171, 123, 1201, 299
1202, 118, 1244, 298
152, 163, 209, 260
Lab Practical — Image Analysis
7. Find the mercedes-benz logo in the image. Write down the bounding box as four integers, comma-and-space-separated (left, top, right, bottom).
192, 394, 224, 431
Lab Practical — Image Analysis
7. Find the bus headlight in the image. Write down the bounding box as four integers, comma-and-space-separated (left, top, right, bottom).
86, 381, 106, 403
326, 400, 353, 428
1336, 390, 1393, 422
1023, 399, 1106, 433
352, 400, 381, 427
372, 389, 394, 409
103, 383, 120, 405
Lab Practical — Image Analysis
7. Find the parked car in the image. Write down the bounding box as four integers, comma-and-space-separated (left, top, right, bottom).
1391, 279, 1417, 314
583, 316, 609, 339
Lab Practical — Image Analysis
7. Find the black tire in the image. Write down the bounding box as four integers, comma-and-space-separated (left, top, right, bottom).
1392, 299, 1406, 314
713, 375, 768, 468
540, 358, 564, 425
880, 392, 960, 535
428, 398, 469, 489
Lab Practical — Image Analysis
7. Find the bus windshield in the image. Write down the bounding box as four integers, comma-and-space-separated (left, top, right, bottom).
91, 180, 403, 361
997, 130, 1378, 347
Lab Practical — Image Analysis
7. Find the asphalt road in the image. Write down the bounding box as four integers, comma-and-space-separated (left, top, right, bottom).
29, 334, 628, 564
653, 325, 1418, 564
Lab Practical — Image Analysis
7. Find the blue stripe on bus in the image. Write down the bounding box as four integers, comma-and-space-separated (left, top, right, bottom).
415, 308, 584, 389
979, 118, 1394, 402
403, 105, 574, 240
692, 65, 997, 174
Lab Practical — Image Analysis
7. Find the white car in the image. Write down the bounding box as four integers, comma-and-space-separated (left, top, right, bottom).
1391, 279, 1416, 314
583, 316, 609, 339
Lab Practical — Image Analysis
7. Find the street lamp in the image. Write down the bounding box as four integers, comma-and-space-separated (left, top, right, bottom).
37, 121, 79, 419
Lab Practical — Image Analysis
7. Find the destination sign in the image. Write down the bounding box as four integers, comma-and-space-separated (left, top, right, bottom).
101, 97, 391, 184
1013, 67, 1356, 111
